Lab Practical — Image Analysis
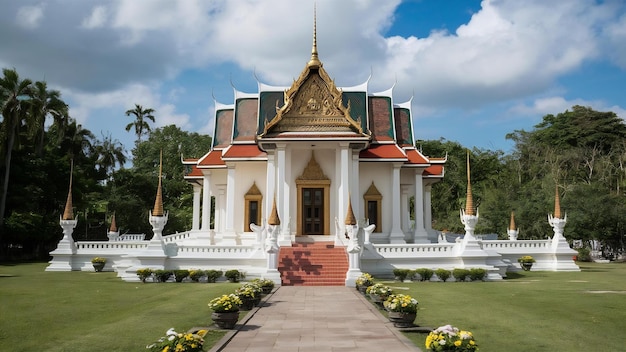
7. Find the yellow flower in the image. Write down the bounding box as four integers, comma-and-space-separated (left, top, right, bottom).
454, 340, 462, 347
162, 346, 169, 352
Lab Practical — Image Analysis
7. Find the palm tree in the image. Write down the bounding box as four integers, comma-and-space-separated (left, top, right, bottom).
29, 80, 69, 156
0, 68, 33, 227
125, 104, 155, 143
95, 132, 127, 178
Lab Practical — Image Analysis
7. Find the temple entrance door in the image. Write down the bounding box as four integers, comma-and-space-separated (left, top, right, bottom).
302, 188, 324, 235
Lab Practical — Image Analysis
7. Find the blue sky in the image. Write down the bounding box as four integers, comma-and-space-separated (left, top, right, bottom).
1, 0, 625, 157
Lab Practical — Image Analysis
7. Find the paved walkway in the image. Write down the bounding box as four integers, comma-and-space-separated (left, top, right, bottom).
209, 286, 423, 352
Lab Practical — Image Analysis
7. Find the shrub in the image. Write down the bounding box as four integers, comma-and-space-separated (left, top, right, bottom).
393, 268, 411, 282
154, 270, 173, 283
91, 257, 106, 264
188, 269, 205, 282
136, 268, 153, 283
577, 247, 592, 262
415, 268, 434, 282
469, 268, 486, 281
435, 268, 451, 282
224, 269, 242, 283
173, 269, 190, 283
205, 270, 223, 283
452, 268, 470, 282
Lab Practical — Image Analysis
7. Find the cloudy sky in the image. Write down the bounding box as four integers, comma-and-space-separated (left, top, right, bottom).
1, 0, 625, 156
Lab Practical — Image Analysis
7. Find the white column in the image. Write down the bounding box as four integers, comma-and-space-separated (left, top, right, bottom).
192, 183, 201, 231
335, 143, 350, 243
389, 163, 405, 243
283, 148, 291, 236
265, 153, 276, 220
424, 183, 437, 241
216, 187, 226, 233
201, 172, 212, 231
413, 169, 429, 243
276, 145, 290, 245
401, 185, 410, 234
225, 166, 236, 233
351, 151, 360, 221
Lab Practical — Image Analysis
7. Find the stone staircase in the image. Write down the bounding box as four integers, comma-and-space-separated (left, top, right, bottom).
278, 241, 348, 286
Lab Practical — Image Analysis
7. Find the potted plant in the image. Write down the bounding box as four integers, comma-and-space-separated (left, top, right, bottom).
425, 325, 478, 351
224, 269, 242, 283
383, 294, 419, 327
518, 255, 536, 271
235, 285, 258, 310
208, 294, 242, 329
253, 278, 275, 294
136, 268, 153, 283
91, 257, 106, 272
355, 273, 374, 293
146, 327, 207, 352
366, 283, 393, 305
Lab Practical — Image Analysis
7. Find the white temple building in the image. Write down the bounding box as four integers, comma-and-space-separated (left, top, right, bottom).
46, 17, 579, 284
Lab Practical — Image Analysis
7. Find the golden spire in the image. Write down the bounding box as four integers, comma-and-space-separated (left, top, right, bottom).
109, 212, 117, 232
344, 196, 356, 225
509, 211, 516, 231
554, 184, 561, 219
152, 150, 164, 216
307, 3, 322, 69
464, 150, 475, 215
268, 195, 280, 225
62, 159, 74, 220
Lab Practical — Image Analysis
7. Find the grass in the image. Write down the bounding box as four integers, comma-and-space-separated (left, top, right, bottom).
0, 263, 240, 352
2, 262, 625, 351
376, 262, 626, 352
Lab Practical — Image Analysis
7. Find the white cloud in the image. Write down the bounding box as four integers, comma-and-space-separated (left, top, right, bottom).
81, 6, 108, 29
509, 96, 625, 120
16, 4, 45, 29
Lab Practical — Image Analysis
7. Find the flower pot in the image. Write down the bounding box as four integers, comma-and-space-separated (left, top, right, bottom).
261, 286, 273, 295
387, 311, 416, 328
211, 311, 239, 329
240, 297, 255, 310
520, 262, 533, 271
357, 284, 368, 294
92, 262, 105, 272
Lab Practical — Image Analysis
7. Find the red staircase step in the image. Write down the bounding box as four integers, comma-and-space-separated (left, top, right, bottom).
278, 241, 348, 286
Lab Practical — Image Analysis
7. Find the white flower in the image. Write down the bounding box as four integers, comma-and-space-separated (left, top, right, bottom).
438, 340, 446, 345
166, 328, 177, 336
460, 332, 472, 339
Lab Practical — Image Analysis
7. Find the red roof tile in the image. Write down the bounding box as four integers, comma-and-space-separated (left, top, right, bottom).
223, 145, 267, 159
405, 149, 429, 165
184, 165, 203, 178
424, 165, 444, 177
360, 144, 407, 160
198, 150, 226, 167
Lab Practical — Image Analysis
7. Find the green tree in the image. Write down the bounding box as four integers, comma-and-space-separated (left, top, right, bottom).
28, 81, 69, 156
0, 68, 33, 228
125, 104, 155, 143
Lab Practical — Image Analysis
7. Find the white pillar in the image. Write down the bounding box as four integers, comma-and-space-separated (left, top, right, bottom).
201, 172, 212, 231
265, 153, 276, 221
351, 151, 361, 221
424, 183, 437, 241
389, 163, 405, 243
192, 183, 201, 231
401, 185, 410, 234
276, 145, 290, 245
413, 170, 429, 243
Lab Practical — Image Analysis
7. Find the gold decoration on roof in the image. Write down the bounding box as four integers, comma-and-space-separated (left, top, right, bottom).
344, 196, 356, 225
109, 212, 117, 232
245, 182, 262, 196
62, 159, 74, 220
297, 152, 329, 181
307, 3, 321, 69
554, 184, 561, 219
509, 211, 516, 231
258, 8, 364, 137
268, 195, 280, 225
152, 150, 164, 217
465, 150, 475, 215
364, 182, 382, 197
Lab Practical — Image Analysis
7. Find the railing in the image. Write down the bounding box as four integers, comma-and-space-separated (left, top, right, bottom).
175, 245, 257, 257
76, 241, 149, 250
116, 234, 145, 241
373, 243, 456, 256
163, 231, 192, 243
482, 240, 551, 251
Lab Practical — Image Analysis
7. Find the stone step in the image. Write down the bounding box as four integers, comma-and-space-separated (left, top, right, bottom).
278, 242, 348, 286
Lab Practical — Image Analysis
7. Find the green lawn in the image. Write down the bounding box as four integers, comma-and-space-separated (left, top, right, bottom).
0, 263, 237, 352
377, 263, 626, 352
2, 263, 625, 351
